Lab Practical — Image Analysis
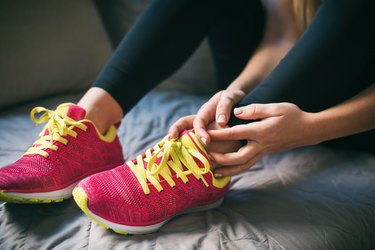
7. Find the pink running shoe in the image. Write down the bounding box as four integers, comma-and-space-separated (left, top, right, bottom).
73, 130, 231, 235
0, 103, 124, 203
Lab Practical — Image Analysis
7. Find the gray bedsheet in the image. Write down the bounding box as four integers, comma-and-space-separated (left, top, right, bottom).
1, 90, 375, 250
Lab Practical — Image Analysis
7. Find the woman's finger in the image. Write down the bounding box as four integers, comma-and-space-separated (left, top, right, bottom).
193, 118, 210, 145
194, 102, 217, 144
213, 152, 264, 178
234, 103, 282, 120
208, 124, 258, 141
209, 142, 261, 166
215, 96, 235, 126
168, 115, 196, 139
216, 90, 245, 126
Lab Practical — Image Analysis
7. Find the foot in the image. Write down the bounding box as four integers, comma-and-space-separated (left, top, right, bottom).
73, 130, 231, 235
0, 103, 124, 203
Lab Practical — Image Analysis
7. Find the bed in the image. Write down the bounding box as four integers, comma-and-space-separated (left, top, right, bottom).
1, 89, 375, 250
1, 0, 374, 248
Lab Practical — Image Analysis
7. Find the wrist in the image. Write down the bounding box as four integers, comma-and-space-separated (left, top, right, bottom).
226, 84, 246, 94
300, 111, 324, 146
227, 79, 257, 94
304, 111, 332, 146
223, 86, 246, 103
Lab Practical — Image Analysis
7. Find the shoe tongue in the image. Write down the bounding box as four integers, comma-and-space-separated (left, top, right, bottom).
55, 104, 86, 121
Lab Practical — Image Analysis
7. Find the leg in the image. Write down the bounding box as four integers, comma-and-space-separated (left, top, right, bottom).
91, 0, 223, 113
208, 0, 265, 89
80, 0, 225, 133
81, 0, 266, 133
229, 0, 375, 153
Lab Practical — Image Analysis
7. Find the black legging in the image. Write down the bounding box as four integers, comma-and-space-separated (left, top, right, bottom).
94, 0, 375, 153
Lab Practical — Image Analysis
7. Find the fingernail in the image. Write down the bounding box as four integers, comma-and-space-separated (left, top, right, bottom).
234, 108, 242, 115
214, 172, 223, 178
217, 114, 226, 123
168, 133, 175, 140
200, 137, 207, 145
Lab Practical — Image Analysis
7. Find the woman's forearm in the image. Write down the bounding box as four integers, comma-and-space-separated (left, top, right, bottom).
227, 41, 295, 93
227, 0, 299, 93
310, 83, 375, 144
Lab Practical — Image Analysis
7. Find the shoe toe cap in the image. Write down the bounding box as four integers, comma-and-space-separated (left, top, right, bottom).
74, 167, 149, 225
0, 159, 55, 191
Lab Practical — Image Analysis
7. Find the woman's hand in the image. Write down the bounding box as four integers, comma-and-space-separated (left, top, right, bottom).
208, 102, 317, 177
168, 89, 245, 144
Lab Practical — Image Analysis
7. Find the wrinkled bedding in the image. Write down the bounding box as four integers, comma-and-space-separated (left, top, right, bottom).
1, 90, 375, 250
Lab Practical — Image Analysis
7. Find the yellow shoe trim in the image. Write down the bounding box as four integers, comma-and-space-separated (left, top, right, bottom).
211, 173, 231, 188
0, 191, 66, 204
86, 121, 117, 143
72, 187, 128, 234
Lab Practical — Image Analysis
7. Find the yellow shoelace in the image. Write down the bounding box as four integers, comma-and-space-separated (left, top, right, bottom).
24, 105, 87, 158
128, 134, 211, 195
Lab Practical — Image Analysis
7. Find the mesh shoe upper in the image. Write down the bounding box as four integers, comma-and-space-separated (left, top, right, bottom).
0, 103, 124, 193
76, 131, 230, 226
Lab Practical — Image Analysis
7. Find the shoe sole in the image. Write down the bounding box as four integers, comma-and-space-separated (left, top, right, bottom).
0, 182, 80, 204
73, 187, 224, 235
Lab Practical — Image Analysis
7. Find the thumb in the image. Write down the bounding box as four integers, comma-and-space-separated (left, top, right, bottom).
233, 103, 279, 120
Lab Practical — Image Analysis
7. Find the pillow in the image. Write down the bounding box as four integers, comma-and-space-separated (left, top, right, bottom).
0, 0, 112, 108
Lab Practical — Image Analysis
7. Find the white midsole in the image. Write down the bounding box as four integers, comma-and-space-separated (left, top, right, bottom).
88, 198, 224, 234
5, 181, 80, 200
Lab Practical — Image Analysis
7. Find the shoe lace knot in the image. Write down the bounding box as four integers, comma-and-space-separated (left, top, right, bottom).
128, 134, 211, 195
24, 106, 87, 158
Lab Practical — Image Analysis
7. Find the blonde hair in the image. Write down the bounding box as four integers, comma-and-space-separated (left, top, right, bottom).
293, 0, 322, 35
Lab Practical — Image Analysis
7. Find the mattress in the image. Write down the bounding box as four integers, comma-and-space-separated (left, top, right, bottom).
1, 90, 374, 250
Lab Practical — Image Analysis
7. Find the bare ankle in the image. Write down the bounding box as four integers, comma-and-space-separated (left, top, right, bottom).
85, 112, 113, 135
77, 87, 123, 135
